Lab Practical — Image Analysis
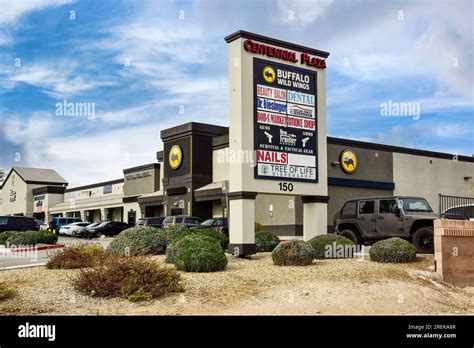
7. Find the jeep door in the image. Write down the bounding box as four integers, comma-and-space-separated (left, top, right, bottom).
376, 199, 403, 238
357, 200, 376, 238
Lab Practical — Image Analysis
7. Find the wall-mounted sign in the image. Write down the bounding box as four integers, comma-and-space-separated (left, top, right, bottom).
340, 149, 358, 174
244, 39, 326, 69
103, 185, 112, 194
254, 58, 318, 182
169, 145, 183, 170
125, 171, 152, 180
9, 189, 16, 202
34, 195, 45, 213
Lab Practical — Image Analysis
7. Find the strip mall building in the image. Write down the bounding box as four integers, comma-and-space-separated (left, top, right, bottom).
0, 31, 473, 238
1, 122, 472, 236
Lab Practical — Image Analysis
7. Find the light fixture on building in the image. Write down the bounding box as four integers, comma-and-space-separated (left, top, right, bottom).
269, 204, 273, 218
330, 161, 340, 166
464, 176, 472, 181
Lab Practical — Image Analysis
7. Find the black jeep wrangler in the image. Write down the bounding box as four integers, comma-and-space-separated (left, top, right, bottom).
333, 196, 436, 253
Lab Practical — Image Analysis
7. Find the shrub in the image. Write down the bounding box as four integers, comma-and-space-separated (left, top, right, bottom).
165, 234, 218, 264
307, 234, 355, 259
36, 231, 58, 245
0, 282, 16, 301
174, 238, 228, 272
272, 239, 314, 266
72, 256, 184, 301
0, 231, 17, 245
6, 231, 38, 247
107, 227, 167, 256
369, 237, 416, 263
47, 244, 112, 269
255, 231, 280, 252
163, 228, 229, 250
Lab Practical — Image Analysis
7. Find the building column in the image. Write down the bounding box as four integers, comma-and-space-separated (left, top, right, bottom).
302, 196, 330, 240
80, 210, 87, 222
100, 208, 106, 221
227, 192, 257, 257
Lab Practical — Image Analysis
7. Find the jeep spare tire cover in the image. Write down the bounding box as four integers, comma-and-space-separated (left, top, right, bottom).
412, 226, 434, 254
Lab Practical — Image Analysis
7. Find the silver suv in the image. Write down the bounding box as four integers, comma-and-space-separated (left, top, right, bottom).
162, 215, 203, 229
333, 196, 436, 253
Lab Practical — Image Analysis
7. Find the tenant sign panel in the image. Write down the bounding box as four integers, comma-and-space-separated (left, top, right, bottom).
254, 58, 318, 182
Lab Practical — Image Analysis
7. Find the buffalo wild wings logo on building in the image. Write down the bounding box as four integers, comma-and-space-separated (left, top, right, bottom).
263, 66, 275, 83
169, 145, 183, 170
340, 149, 357, 174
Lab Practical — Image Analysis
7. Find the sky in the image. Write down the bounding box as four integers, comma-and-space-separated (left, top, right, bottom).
0, 0, 472, 187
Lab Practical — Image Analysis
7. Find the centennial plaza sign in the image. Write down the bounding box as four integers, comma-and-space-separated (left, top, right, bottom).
225, 30, 329, 256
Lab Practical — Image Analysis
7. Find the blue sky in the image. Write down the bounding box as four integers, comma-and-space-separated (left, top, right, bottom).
0, 0, 473, 186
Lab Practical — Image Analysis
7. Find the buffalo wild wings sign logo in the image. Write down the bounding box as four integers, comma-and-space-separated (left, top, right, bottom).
169, 145, 183, 170
340, 149, 357, 174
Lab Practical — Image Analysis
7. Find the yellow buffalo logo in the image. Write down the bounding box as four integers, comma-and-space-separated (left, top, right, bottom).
169, 145, 183, 170
263, 66, 275, 83
340, 149, 357, 174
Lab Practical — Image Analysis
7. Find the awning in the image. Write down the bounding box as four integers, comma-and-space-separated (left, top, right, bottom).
194, 182, 225, 202
137, 190, 165, 205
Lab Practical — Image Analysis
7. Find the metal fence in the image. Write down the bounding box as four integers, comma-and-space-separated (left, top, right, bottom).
439, 194, 474, 220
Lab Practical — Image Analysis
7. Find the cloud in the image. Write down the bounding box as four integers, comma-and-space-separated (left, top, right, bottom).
278, 0, 334, 25
0, 0, 74, 25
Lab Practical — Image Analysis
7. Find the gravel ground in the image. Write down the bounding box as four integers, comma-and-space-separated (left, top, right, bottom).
0, 253, 472, 315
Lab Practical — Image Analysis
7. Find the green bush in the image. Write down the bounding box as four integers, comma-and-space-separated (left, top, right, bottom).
6, 231, 38, 247
107, 227, 167, 256
47, 244, 112, 269
72, 256, 184, 301
272, 239, 314, 266
163, 227, 229, 250
307, 234, 355, 259
174, 238, 228, 272
255, 231, 280, 252
165, 234, 218, 264
0, 231, 17, 245
36, 231, 58, 245
369, 237, 416, 263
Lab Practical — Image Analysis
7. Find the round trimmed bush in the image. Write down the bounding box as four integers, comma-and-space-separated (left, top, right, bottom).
174, 238, 228, 272
6, 231, 38, 247
307, 234, 355, 259
255, 231, 280, 252
36, 231, 58, 245
369, 237, 416, 263
107, 227, 167, 256
0, 231, 18, 245
163, 227, 229, 250
272, 239, 314, 266
165, 234, 218, 264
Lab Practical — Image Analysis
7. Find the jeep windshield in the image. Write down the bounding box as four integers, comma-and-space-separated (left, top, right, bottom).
399, 198, 433, 212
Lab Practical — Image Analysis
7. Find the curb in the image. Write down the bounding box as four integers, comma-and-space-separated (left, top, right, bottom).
0, 263, 47, 271
8, 244, 65, 253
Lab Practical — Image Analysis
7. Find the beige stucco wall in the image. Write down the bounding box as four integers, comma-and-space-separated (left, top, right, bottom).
64, 182, 124, 202
255, 194, 296, 226
212, 149, 230, 182
1, 172, 28, 216
123, 166, 160, 197
393, 153, 474, 212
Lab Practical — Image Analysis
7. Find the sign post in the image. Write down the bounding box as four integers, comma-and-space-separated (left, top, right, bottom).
225, 31, 329, 257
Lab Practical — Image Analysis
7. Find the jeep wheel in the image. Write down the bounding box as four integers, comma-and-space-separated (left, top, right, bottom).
412, 226, 434, 254
339, 228, 362, 245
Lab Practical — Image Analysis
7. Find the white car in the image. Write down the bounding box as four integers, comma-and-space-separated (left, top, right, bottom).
35, 219, 49, 231
59, 222, 91, 236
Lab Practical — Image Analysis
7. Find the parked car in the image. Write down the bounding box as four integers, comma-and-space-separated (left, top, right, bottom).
59, 222, 91, 236
334, 196, 436, 253
73, 221, 130, 238
136, 217, 165, 229
191, 218, 228, 235
442, 204, 474, 221
0, 216, 40, 232
50, 217, 82, 234
162, 215, 202, 229
35, 219, 49, 231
